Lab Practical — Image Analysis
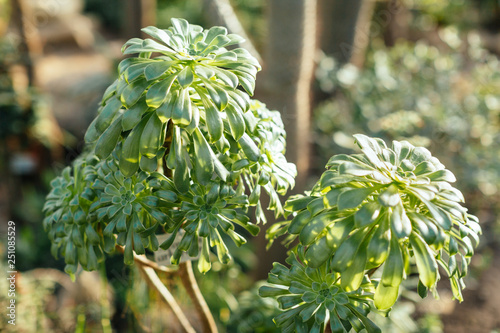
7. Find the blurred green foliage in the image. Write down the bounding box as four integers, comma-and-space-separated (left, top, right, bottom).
229, 0, 266, 52
0, 38, 32, 143
157, 0, 204, 28
226, 283, 281, 332
0, 259, 56, 332
402, 0, 500, 31
84, 0, 123, 32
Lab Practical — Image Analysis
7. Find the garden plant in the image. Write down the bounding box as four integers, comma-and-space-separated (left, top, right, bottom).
43, 18, 481, 332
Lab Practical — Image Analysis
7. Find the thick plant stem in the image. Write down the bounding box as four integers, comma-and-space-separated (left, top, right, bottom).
139, 265, 196, 333
179, 261, 218, 333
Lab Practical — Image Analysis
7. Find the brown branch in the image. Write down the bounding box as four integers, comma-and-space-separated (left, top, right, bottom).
178, 261, 218, 333
138, 265, 196, 333
116, 241, 217, 331
115, 245, 196, 332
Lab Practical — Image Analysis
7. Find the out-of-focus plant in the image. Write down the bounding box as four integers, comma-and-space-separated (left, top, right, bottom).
0, 37, 34, 144
42, 17, 296, 330
226, 283, 282, 333
401, 0, 477, 30
0, 35, 63, 154
315, 34, 500, 204
0, 257, 52, 332
0, 253, 112, 332
387, 0, 498, 33
260, 134, 481, 332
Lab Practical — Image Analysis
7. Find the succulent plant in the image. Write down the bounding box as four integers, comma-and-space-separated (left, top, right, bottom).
89, 156, 175, 264
259, 248, 380, 333
84, 18, 261, 180
263, 134, 481, 331
43, 18, 295, 274
167, 181, 258, 273
43, 157, 101, 275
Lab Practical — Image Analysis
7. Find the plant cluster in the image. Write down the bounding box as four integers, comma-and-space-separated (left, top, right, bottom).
42, 18, 482, 333
260, 134, 481, 332
43, 18, 296, 276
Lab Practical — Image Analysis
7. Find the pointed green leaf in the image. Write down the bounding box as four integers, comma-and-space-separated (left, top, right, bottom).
146, 73, 177, 108
95, 96, 122, 133
122, 97, 148, 130
120, 77, 149, 108
120, 113, 151, 176
288, 210, 312, 234
192, 128, 215, 185
238, 133, 260, 161
374, 237, 403, 310
177, 66, 194, 87
366, 215, 390, 268
144, 60, 175, 81
331, 228, 366, 272
409, 233, 438, 288
355, 202, 381, 228
205, 81, 229, 110
172, 88, 192, 126
339, 161, 375, 176
173, 127, 190, 193
140, 113, 164, 158
305, 236, 334, 268
390, 202, 412, 239
95, 115, 123, 159
204, 99, 223, 141
378, 184, 400, 207
340, 234, 369, 291
338, 187, 376, 210
299, 211, 337, 245
225, 102, 245, 140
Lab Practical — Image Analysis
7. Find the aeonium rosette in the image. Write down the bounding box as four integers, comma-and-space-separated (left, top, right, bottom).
84, 17, 261, 181
273, 134, 481, 310
43, 157, 101, 276
259, 248, 380, 333
162, 181, 258, 273
89, 156, 178, 265
230, 100, 297, 223
43, 19, 297, 275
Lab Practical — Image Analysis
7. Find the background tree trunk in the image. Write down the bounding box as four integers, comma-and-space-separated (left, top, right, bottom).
253, 0, 317, 280
257, 0, 316, 192
124, 0, 156, 38
318, 0, 364, 65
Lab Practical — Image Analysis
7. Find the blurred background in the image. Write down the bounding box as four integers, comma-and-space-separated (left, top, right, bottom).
1, 0, 500, 332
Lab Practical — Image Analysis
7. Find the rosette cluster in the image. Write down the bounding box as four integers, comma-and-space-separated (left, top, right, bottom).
268, 134, 480, 317
43, 18, 296, 274
43, 158, 101, 275
89, 157, 175, 265
83, 17, 295, 218
229, 100, 297, 223
259, 249, 379, 333
166, 182, 257, 273
84, 17, 261, 180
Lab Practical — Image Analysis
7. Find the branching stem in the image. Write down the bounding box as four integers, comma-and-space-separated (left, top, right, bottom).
139, 265, 196, 333
179, 261, 218, 333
